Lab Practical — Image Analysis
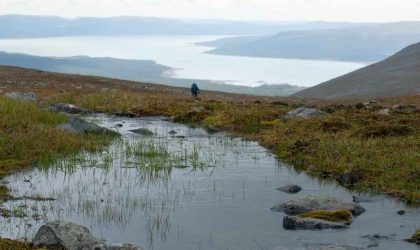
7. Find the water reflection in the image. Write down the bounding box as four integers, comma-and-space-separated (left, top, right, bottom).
1, 114, 418, 250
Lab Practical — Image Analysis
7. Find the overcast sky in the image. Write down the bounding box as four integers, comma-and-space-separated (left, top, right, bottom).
1, 0, 420, 22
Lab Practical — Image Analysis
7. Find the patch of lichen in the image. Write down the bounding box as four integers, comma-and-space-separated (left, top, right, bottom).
406, 230, 420, 245
298, 209, 353, 222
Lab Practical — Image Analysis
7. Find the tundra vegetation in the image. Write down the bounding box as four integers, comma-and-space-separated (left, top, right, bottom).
0, 67, 419, 246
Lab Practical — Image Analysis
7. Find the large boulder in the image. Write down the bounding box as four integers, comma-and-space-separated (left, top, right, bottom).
59, 116, 118, 135
51, 103, 90, 115
33, 220, 143, 250
271, 195, 365, 216
32, 220, 106, 250
284, 107, 328, 120
283, 215, 349, 230
5, 92, 37, 102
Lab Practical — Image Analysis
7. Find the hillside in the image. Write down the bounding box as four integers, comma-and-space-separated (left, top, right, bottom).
200, 22, 420, 62
293, 42, 420, 99
0, 15, 359, 38
0, 51, 304, 96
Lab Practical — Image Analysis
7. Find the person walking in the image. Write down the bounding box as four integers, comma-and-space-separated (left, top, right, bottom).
191, 82, 200, 98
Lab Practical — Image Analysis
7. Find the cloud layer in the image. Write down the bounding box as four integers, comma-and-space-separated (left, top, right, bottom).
1, 0, 419, 21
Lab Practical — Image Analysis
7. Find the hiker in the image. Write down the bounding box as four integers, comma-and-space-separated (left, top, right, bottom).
191, 82, 200, 97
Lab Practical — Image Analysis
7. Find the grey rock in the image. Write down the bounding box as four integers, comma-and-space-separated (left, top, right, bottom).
397, 210, 406, 215
59, 116, 118, 135
303, 243, 365, 250
283, 216, 348, 230
276, 184, 302, 194
378, 108, 390, 115
284, 107, 328, 120
129, 128, 154, 136
106, 243, 143, 250
51, 103, 90, 114
271, 195, 365, 216
33, 220, 106, 250
191, 106, 205, 113
5, 91, 37, 102
168, 130, 177, 134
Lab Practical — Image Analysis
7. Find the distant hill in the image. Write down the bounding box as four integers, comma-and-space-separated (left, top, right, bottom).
293, 42, 420, 99
0, 51, 304, 96
0, 15, 360, 38
200, 22, 420, 62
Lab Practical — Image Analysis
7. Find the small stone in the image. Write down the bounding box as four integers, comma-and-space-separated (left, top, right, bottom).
129, 128, 154, 136
378, 108, 390, 115
276, 184, 302, 194
168, 130, 177, 134
397, 210, 406, 215
283, 107, 328, 120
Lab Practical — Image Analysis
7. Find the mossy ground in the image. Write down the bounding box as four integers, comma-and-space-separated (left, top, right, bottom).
298, 209, 353, 222
0, 238, 41, 249
406, 230, 420, 245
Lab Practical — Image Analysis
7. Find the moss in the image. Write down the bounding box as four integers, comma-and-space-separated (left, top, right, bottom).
0, 239, 36, 250
406, 230, 420, 245
359, 125, 414, 138
298, 209, 353, 223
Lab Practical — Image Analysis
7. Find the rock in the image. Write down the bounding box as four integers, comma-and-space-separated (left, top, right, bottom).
33, 220, 106, 250
355, 103, 367, 109
397, 210, 406, 215
336, 171, 363, 188
168, 130, 177, 135
378, 108, 390, 115
191, 106, 205, 113
5, 92, 37, 102
276, 184, 302, 194
205, 125, 221, 133
284, 107, 328, 120
271, 195, 365, 216
106, 243, 143, 250
129, 128, 154, 136
51, 103, 89, 114
59, 116, 118, 135
283, 215, 348, 230
33, 220, 142, 250
303, 243, 364, 250
115, 124, 123, 128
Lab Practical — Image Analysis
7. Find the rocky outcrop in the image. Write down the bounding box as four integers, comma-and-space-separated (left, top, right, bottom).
59, 116, 118, 135
271, 195, 365, 216
129, 128, 154, 136
5, 91, 37, 102
283, 215, 349, 230
283, 107, 328, 120
33, 220, 142, 250
51, 103, 90, 114
276, 184, 302, 194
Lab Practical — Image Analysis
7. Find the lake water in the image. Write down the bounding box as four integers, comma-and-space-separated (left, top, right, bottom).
0, 36, 367, 87
1, 114, 418, 250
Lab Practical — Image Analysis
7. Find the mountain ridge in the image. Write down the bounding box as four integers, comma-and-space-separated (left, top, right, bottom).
293, 41, 420, 99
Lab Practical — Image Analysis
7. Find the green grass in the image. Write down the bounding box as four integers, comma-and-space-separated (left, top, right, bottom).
0, 97, 112, 198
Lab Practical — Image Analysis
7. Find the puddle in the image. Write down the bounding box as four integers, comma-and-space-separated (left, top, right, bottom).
1, 114, 419, 250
